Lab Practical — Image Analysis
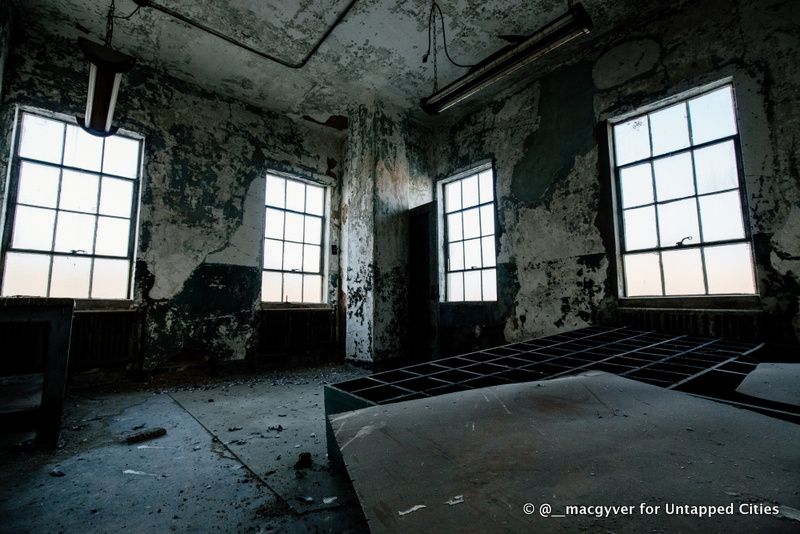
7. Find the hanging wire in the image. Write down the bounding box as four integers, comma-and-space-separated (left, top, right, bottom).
104, 0, 116, 45
422, 1, 474, 69
103, 0, 142, 46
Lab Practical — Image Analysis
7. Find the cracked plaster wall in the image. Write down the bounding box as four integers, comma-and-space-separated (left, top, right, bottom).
342, 98, 432, 363
0, 21, 345, 367
430, 0, 800, 348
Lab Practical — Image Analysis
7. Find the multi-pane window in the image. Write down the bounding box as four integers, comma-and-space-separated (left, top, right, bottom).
262, 173, 326, 304
612, 84, 756, 297
443, 166, 497, 302
1, 111, 141, 299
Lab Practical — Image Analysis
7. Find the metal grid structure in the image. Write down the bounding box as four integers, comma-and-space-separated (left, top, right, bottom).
332, 325, 773, 408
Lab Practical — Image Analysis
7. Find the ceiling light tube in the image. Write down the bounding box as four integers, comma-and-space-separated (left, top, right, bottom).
421, 3, 592, 114
77, 37, 135, 136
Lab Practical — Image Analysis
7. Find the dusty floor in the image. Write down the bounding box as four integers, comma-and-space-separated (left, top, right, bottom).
0, 365, 370, 533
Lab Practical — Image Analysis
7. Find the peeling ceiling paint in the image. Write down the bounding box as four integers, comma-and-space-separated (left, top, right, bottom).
14, 0, 673, 118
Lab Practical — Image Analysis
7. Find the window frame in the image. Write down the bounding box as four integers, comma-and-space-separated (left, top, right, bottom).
0, 106, 143, 302
438, 162, 498, 303
607, 79, 758, 300
260, 170, 329, 306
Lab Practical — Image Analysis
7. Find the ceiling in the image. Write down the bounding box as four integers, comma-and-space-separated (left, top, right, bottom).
14, 0, 659, 121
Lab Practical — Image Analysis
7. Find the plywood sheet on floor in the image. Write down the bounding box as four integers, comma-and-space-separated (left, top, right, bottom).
736, 363, 800, 407
330, 371, 800, 533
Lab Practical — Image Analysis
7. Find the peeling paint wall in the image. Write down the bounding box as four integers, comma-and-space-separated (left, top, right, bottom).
0, 21, 345, 367
0, 2, 9, 103
430, 0, 800, 347
342, 98, 432, 363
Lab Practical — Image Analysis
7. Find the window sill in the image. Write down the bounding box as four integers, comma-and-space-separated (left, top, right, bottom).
618, 295, 761, 311
74, 299, 138, 312
439, 300, 498, 306
260, 302, 332, 311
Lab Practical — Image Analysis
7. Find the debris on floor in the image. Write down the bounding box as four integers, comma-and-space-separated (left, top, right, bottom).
398, 504, 427, 516
294, 452, 313, 469
49, 467, 65, 477
123, 427, 167, 444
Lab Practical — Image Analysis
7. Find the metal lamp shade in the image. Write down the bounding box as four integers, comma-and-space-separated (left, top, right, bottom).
77, 37, 135, 137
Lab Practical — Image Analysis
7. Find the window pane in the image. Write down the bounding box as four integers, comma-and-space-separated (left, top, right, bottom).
283, 242, 302, 271
662, 248, 705, 295
699, 191, 745, 242
462, 208, 480, 239
302, 274, 323, 303
2, 252, 50, 297
614, 116, 650, 166
12, 206, 55, 251
478, 170, 493, 203
261, 271, 282, 302
95, 216, 129, 256
306, 185, 324, 216
303, 244, 321, 273
19, 114, 64, 164
18, 161, 60, 208
694, 140, 738, 194
623, 252, 662, 297
480, 205, 495, 236
657, 199, 700, 248
461, 175, 479, 208
102, 135, 140, 178
704, 243, 755, 294
91, 258, 129, 299
464, 270, 482, 301
444, 180, 461, 213
54, 212, 95, 253
649, 102, 689, 156
464, 238, 482, 269
63, 124, 103, 171
284, 212, 304, 242
688, 86, 737, 145
285, 180, 305, 212
99, 177, 133, 218
265, 174, 285, 208
263, 239, 282, 270
60, 170, 99, 213
304, 216, 322, 244
623, 206, 657, 251
447, 212, 462, 242
283, 273, 302, 302
481, 236, 496, 268
619, 163, 653, 208
447, 272, 464, 302
50, 256, 91, 298
264, 208, 284, 239
482, 268, 497, 301
448, 242, 464, 271
653, 152, 694, 201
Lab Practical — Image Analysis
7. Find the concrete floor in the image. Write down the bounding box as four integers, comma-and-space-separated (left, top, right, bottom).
0, 365, 370, 533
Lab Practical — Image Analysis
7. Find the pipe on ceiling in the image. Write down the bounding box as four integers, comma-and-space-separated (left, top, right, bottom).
132, 0, 357, 69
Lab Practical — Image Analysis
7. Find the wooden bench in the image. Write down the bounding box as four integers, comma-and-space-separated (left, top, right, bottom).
0, 298, 74, 448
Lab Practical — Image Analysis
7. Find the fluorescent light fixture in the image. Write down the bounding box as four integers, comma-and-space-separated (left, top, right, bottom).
76, 37, 135, 137
421, 3, 593, 114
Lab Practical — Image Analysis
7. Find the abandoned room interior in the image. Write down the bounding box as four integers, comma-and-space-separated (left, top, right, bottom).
0, 0, 798, 532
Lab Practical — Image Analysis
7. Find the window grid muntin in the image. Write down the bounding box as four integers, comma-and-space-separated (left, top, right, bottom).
443, 168, 497, 302
612, 85, 755, 297
1, 110, 142, 299
262, 173, 326, 303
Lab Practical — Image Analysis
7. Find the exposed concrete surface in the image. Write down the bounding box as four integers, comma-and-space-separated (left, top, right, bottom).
13, 0, 673, 118
0, 366, 369, 533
